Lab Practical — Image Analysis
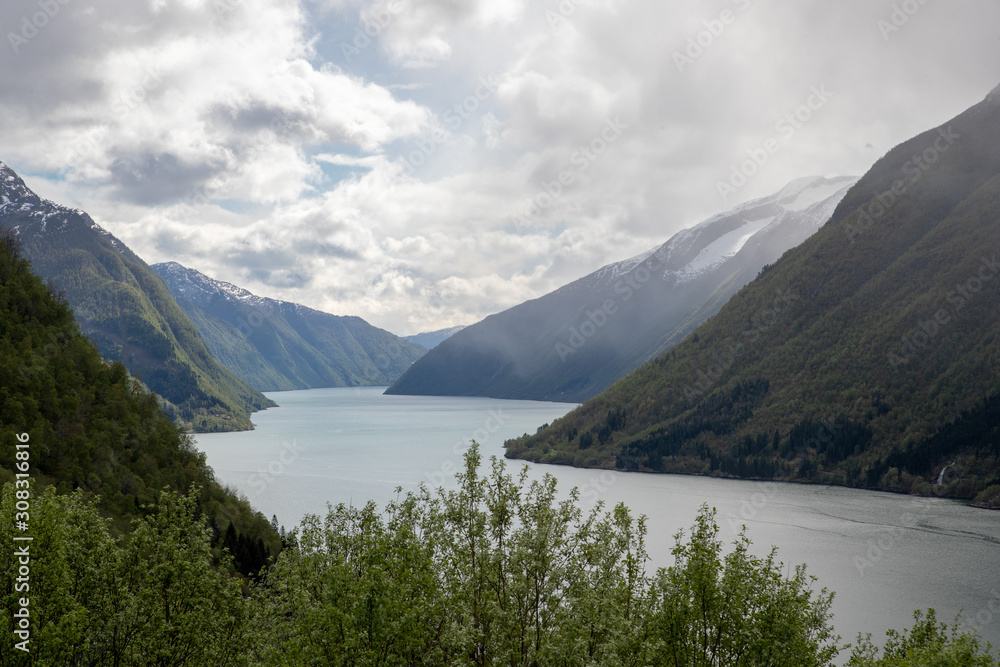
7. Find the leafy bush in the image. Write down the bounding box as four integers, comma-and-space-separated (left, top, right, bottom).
849, 609, 997, 667
3, 448, 995, 666
253, 445, 842, 666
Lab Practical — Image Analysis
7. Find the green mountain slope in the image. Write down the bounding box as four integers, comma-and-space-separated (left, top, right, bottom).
0, 231, 278, 569
505, 84, 1000, 504
0, 162, 274, 431
153, 261, 426, 391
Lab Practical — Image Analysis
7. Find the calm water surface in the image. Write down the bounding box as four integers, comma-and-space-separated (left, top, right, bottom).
196, 387, 1000, 655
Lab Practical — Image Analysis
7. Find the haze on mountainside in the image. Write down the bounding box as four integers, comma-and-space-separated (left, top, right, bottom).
508, 82, 1000, 509
404, 326, 467, 351
1, 0, 1000, 663
387, 175, 857, 403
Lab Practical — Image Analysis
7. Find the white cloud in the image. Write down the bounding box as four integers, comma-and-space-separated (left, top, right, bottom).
0, 0, 429, 206
3, 0, 1000, 334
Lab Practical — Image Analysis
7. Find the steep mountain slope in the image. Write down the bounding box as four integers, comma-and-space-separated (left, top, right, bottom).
405, 325, 465, 350
386, 176, 856, 403
153, 261, 427, 391
0, 231, 279, 569
505, 85, 1000, 504
0, 162, 274, 431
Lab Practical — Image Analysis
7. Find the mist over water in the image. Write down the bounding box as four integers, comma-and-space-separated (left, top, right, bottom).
196, 387, 1000, 658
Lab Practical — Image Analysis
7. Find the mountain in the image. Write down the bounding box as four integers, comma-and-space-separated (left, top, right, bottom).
0, 162, 274, 432
386, 175, 857, 403
0, 230, 279, 570
152, 261, 427, 391
405, 325, 466, 350
505, 84, 1000, 506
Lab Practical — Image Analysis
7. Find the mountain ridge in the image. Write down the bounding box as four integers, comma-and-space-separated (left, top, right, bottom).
504, 84, 1000, 505
0, 161, 274, 432
153, 261, 427, 391
386, 175, 856, 403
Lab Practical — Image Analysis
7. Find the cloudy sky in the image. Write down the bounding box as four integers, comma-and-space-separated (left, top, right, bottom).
2, 0, 998, 334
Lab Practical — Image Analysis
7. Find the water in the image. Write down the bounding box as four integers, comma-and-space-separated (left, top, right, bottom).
196, 387, 1000, 656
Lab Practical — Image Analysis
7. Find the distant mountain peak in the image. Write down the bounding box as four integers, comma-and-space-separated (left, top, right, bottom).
1, 161, 43, 214
154, 261, 263, 308
404, 325, 467, 350
0, 161, 115, 245
773, 175, 857, 211
153, 260, 426, 392
0, 160, 275, 430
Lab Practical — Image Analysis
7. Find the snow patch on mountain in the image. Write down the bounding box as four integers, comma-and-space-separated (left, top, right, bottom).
673, 215, 778, 283
155, 261, 290, 312
800, 182, 853, 226
0, 161, 133, 255
586, 176, 858, 291
597, 246, 659, 282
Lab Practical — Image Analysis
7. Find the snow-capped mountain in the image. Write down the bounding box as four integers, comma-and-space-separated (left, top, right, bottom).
0, 160, 274, 431
153, 261, 427, 391
156, 260, 273, 310
2, 161, 108, 243
509, 80, 1000, 514
386, 175, 857, 403
582, 175, 855, 290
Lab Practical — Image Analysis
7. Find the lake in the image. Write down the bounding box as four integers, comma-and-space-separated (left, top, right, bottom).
195, 386, 1000, 656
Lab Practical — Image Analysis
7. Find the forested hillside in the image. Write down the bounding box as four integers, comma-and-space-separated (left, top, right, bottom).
506, 86, 1000, 506
1, 238, 993, 662
0, 232, 279, 568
